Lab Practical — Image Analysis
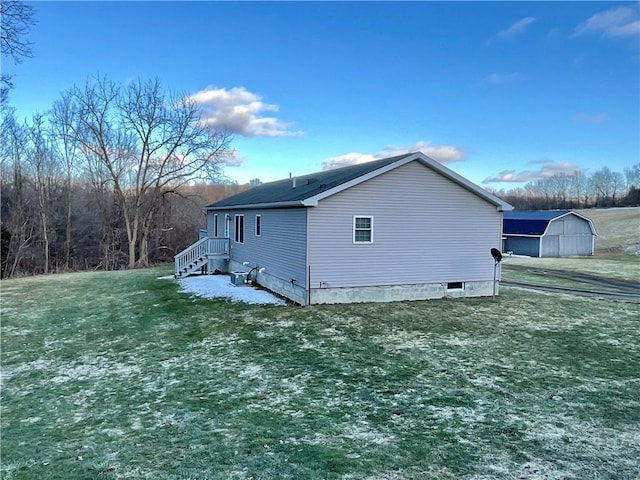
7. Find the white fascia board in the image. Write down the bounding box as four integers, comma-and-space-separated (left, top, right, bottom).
504, 233, 543, 238
303, 152, 514, 211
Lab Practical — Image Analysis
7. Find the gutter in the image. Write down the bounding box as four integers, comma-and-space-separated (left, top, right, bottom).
203, 200, 307, 212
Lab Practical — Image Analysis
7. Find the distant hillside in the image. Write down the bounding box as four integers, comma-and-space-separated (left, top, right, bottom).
577, 207, 640, 256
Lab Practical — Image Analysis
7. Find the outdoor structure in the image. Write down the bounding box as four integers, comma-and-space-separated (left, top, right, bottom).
502, 210, 597, 257
175, 152, 513, 304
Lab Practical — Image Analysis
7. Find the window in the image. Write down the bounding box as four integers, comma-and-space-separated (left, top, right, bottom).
353, 216, 373, 243
213, 214, 219, 237
447, 282, 464, 290
255, 215, 261, 237
234, 215, 244, 243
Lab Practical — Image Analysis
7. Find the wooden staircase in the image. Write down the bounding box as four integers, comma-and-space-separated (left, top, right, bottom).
174, 237, 230, 278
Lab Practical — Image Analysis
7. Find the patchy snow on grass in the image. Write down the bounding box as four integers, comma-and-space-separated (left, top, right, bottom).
50, 355, 141, 385
175, 275, 286, 305
1, 358, 56, 385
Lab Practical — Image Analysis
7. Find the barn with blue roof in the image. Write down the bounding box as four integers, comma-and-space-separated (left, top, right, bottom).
503, 210, 597, 257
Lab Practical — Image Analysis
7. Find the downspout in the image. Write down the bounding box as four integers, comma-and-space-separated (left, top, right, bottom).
308, 265, 311, 306
306, 207, 311, 306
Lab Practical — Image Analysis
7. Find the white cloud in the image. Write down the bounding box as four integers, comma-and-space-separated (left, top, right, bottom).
322, 152, 377, 170
573, 7, 640, 37
322, 141, 465, 170
487, 17, 536, 45
219, 148, 246, 167
186, 86, 301, 137
497, 17, 537, 39
482, 159, 582, 184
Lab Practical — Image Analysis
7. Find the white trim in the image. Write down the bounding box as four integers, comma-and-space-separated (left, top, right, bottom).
353, 215, 373, 244
504, 233, 543, 238
535, 211, 598, 237
234, 214, 245, 244
255, 214, 261, 237
206, 201, 305, 211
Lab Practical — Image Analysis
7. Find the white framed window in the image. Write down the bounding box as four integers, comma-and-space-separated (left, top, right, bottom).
255, 215, 261, 237
214, 214, 219, 237
447, 282, 465, 291
234, 214, 244, 243
353, 216, 373, 243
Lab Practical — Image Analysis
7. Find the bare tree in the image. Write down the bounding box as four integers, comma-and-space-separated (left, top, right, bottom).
589, 167, 626, 207
50, 96, 82, 268
62, 76, 231, 268
570, 170, 589, 208
0, 0, 36, 105
547, 173, 572, 208
24, 113, 59, 273
624, 163, 640, 189
0, 111, 35, 276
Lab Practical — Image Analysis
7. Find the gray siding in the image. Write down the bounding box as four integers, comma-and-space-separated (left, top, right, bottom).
210, 208, 307, 286
307, 160, 502, 288
540, 235, 560, 257
541, 234, 593, 257
541, 215, 594, 256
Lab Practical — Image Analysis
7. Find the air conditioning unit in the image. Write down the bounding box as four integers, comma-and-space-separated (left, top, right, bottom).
230, 271, 249, 286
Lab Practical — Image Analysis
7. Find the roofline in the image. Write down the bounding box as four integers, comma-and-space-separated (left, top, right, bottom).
204, 152, 514, 212
302, 152, 513, 211
503, 233, 543, 238
205, 200, 306, 211
541, 211, 598, 236
566, 211, 598, 236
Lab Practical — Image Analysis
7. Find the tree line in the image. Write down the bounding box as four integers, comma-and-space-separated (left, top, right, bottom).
0, 75, 248, 278
2, 2, 637, 278
489, 166, 640, 211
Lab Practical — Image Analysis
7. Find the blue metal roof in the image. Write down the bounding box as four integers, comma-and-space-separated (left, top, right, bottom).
503, 210, 571, 236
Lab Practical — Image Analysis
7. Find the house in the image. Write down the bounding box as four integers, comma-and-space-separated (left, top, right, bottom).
175, 152, 513, 304
502, 210, 597, 257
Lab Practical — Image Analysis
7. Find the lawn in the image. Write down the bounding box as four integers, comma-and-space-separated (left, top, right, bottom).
502, 256, 640, 284
1, 267, 639, 479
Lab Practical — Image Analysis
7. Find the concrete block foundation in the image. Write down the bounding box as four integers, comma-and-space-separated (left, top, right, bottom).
309, 280, 496, 305
206, 256, 498, 305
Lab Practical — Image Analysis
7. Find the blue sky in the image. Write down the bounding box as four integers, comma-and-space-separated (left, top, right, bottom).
4, 1, 639, 187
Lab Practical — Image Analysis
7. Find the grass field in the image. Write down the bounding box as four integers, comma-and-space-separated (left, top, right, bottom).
576, 207, 639, 257
2, 266, 639, 479
502, 255, 640, 285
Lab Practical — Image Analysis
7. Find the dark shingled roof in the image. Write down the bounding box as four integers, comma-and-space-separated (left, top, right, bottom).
207, 154, 413, 208
503, 210, 571, 235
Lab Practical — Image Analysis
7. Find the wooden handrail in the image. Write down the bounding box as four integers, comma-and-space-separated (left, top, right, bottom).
174, 237, 230, 276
